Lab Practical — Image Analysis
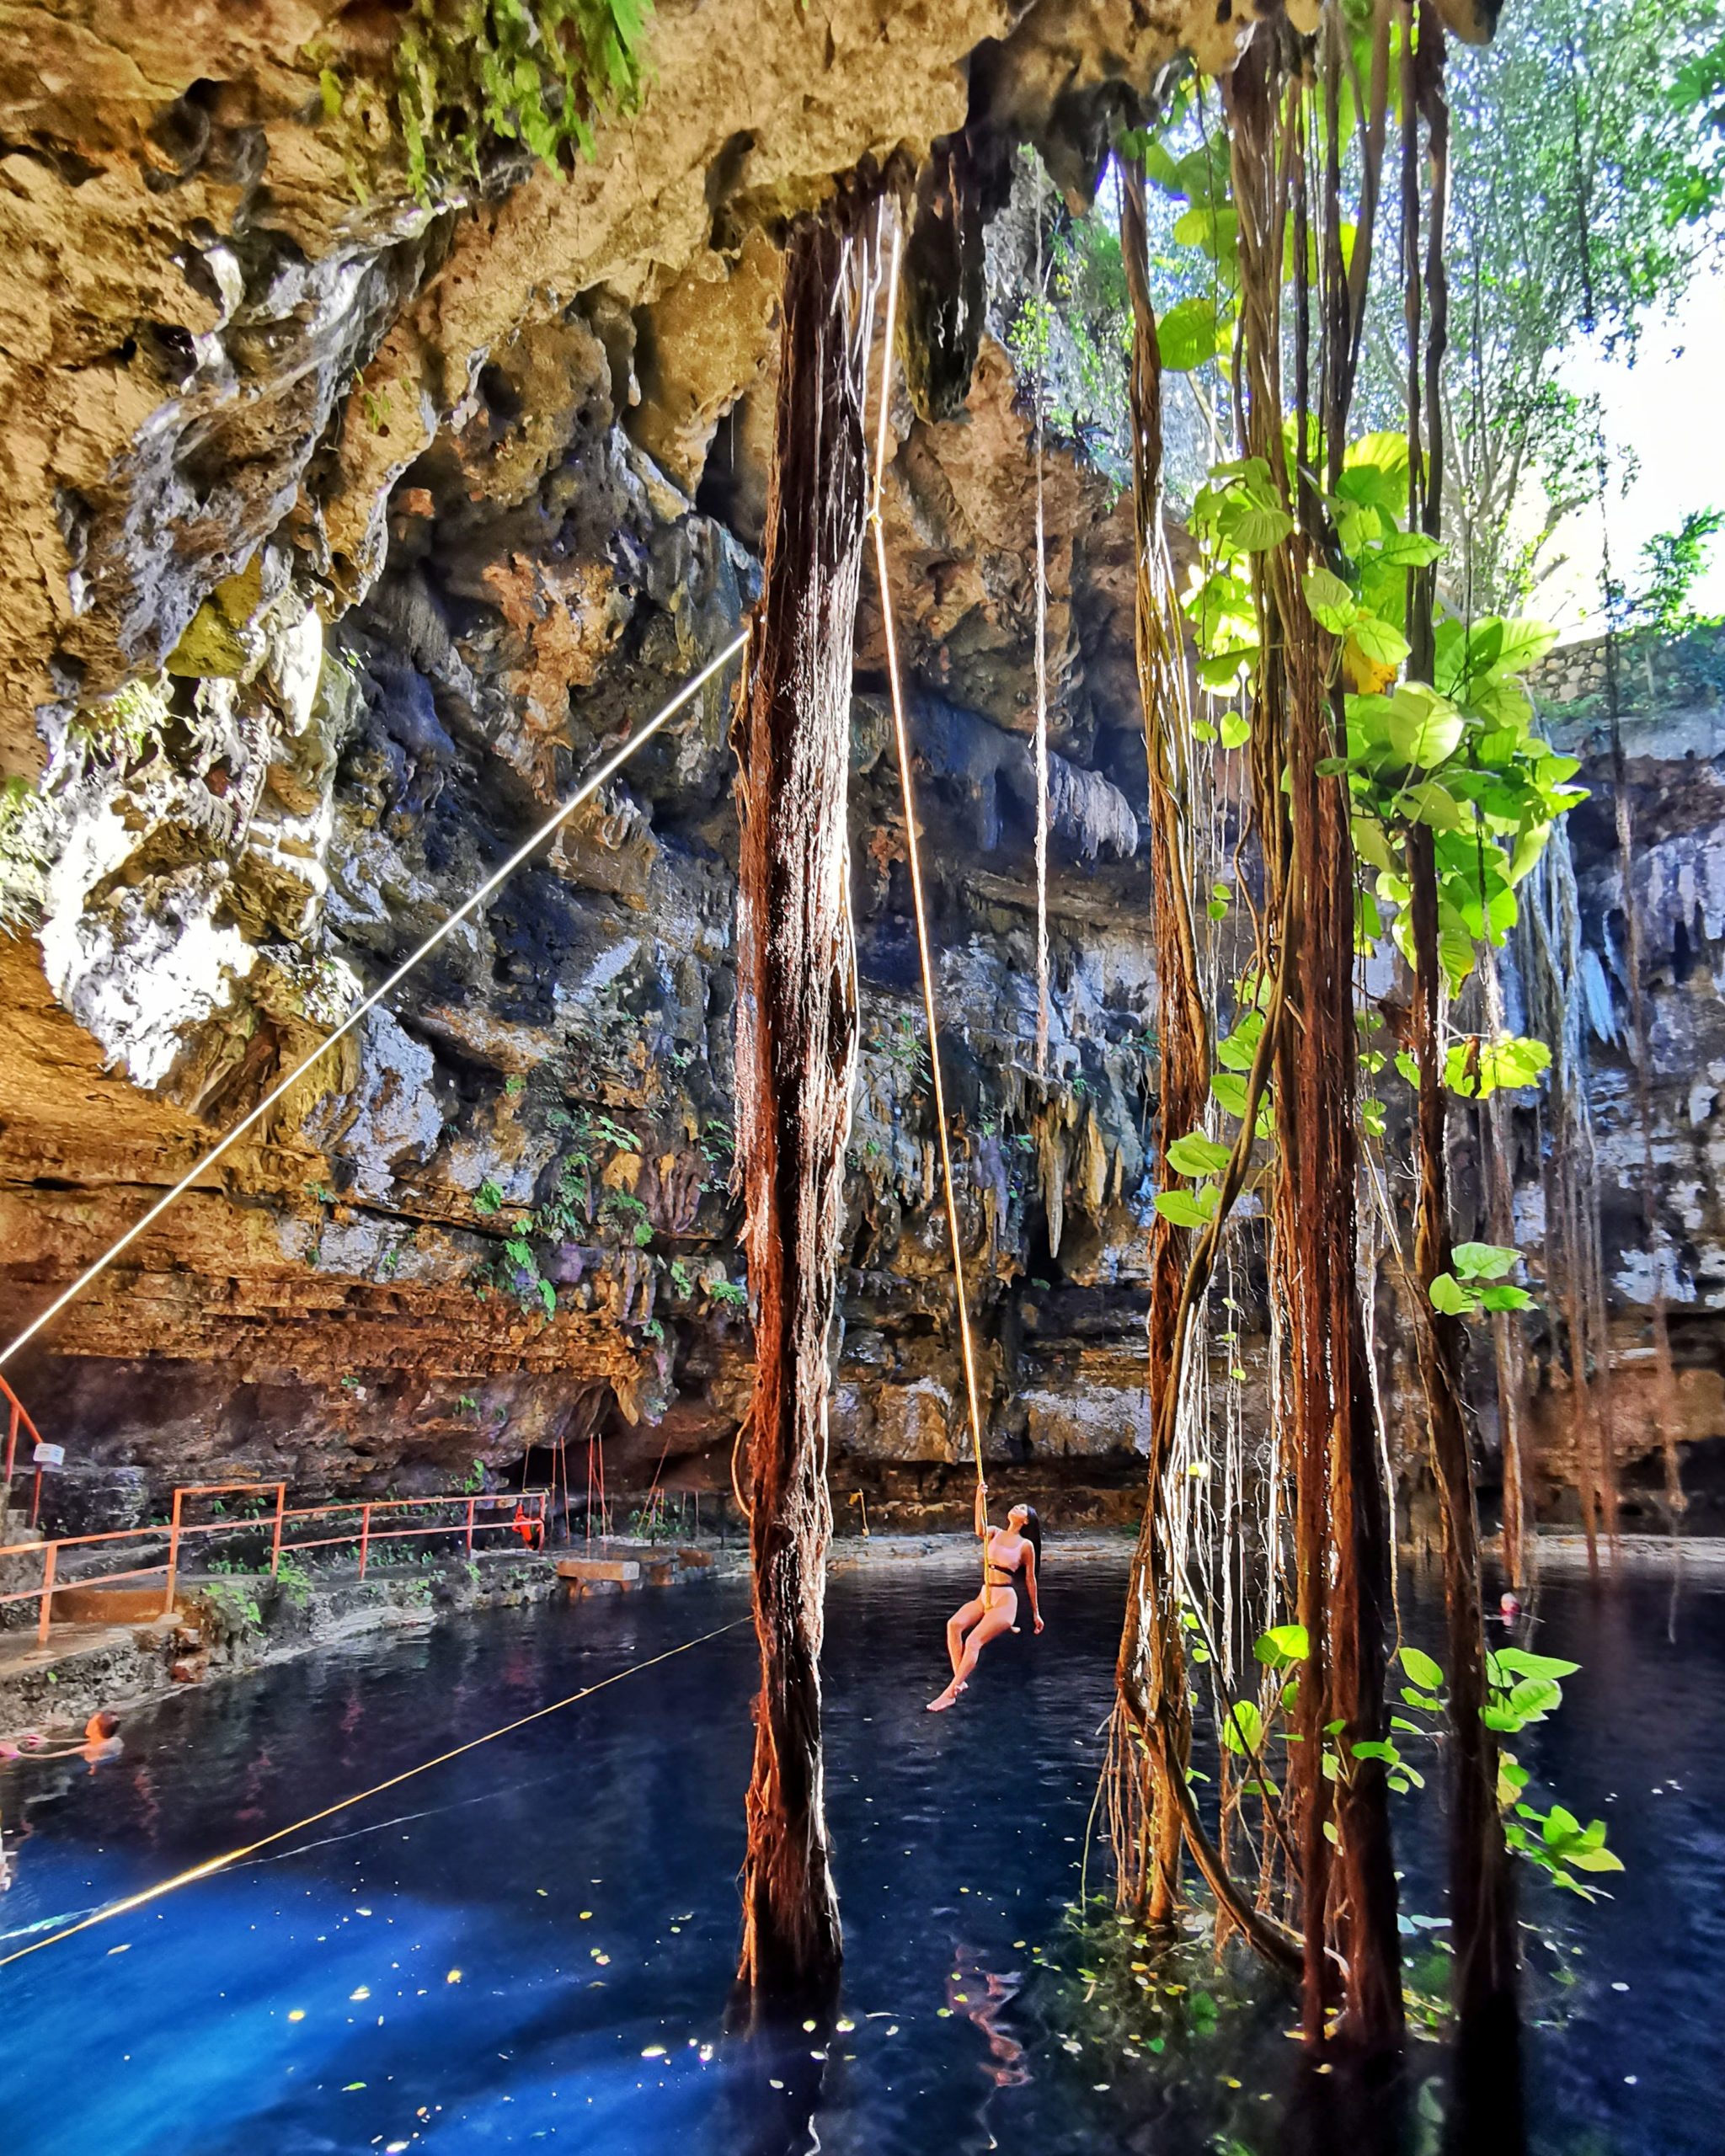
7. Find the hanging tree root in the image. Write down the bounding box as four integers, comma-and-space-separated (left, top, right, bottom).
1108, 152, 1210, 1932
730, 203, 873, 2028
1400, 2, 1522, 2076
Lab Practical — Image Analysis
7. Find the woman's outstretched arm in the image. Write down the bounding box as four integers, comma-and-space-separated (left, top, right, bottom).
974, 1480, 990, 1537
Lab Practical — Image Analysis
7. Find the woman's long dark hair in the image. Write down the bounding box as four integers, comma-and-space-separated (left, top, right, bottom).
1018, 1505, 1043, 1569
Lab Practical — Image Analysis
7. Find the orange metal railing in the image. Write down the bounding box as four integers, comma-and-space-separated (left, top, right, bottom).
0, 1483, 550, 1648
0, 1375, 48, 1523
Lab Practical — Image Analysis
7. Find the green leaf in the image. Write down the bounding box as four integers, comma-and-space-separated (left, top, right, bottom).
1225, 498, 1295, 553
1429, 1272, 1475, 1315
1493, 1648, 1580, 1681
1343, 430, 1412, 488
1541, 1803, 1582, 1847
1452, 1241, 1519, 1280
1374, 529, 1445, 568
1398, 1645, 1446, 1691
1507, 1676, 1563, 1722
1158, 294, 1221, 371
1216, 1010, 1266, 1070
1402, 778, 1467, 831
1384, 686, 1465, 769
1210, 1070, 1249, 1121
1445, 1035, 1551, 1097
1254, 1622, 1310, 1668
1166, 1131, 1233, 1177
1351, 814, 1396, 874
1198, 650, 1254, 692
1219, 711, 1252, 750
1303, 565, 1357, 633
1154, 1187, 1215, 1230
1348, 613, 1412, 670
1350, 1738, 1399, 1764
1221, 1699, 1265, 1755
1481, 1283, 1535, 1310
1487, 617, 1560, 678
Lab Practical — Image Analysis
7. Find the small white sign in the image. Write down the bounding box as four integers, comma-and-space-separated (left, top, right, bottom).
30, 1443, 64, 1468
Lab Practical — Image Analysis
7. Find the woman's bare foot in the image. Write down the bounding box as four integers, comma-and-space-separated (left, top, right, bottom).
927, 1681, 967, 1712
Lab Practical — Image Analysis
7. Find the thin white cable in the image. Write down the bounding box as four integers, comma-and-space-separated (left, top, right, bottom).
0, 632, 748, 1371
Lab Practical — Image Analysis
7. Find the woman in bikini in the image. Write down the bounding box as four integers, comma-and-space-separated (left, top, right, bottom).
927, 1481, 1043, 1711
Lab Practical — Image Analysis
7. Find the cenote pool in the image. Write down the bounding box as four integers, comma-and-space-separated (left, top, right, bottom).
1, 1553, 1719, 2155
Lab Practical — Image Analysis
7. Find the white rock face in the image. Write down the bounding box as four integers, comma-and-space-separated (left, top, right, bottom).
301, 1010, 444, 1205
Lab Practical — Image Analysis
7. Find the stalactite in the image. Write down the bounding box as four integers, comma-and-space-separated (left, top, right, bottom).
1521, 817, 1614, 1561
730, 208, 871, 2026
1601, 527, 1687, 1534
1032, 163, 1053, 1083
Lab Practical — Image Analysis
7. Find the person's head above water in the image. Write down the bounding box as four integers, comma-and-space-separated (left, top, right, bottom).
1007, 1503, 1042, 1566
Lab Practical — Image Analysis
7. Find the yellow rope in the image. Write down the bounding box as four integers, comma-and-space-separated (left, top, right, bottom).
866, 222, 988, 1527
0, 1614, 745, 1971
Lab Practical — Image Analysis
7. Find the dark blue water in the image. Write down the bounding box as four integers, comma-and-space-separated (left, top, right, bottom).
0, 1554, 1717, 2154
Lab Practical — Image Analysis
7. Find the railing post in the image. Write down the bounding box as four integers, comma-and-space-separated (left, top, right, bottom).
270, 1483, 286, 1577
37, 1541, 56, 1646
163, 1487, 183, 1617
466, 1496, 475, 1555
358, 1502, 371, 1580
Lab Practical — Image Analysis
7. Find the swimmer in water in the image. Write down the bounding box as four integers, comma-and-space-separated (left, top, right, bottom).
927, 1481, 1043, 1712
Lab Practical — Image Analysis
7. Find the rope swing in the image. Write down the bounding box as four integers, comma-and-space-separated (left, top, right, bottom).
865, 217, 989, 1537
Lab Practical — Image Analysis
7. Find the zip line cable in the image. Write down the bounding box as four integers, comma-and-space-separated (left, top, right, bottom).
865, 220, 988, 1524
0, 632, 747, 1374
0, 1614, 746, 1970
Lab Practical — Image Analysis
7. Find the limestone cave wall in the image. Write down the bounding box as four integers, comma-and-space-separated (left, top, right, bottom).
2, 0, 1706, 1545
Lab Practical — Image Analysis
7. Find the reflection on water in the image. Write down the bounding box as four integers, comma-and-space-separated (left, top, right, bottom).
0, 1553, 1719, 2153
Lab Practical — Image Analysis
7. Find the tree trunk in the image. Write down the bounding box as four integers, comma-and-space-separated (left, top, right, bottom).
731, 211, 868, 2025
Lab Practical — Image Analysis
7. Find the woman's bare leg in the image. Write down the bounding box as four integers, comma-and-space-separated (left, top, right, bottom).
945, 1593, 986, 1680
929, 1594, 1017, 1710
